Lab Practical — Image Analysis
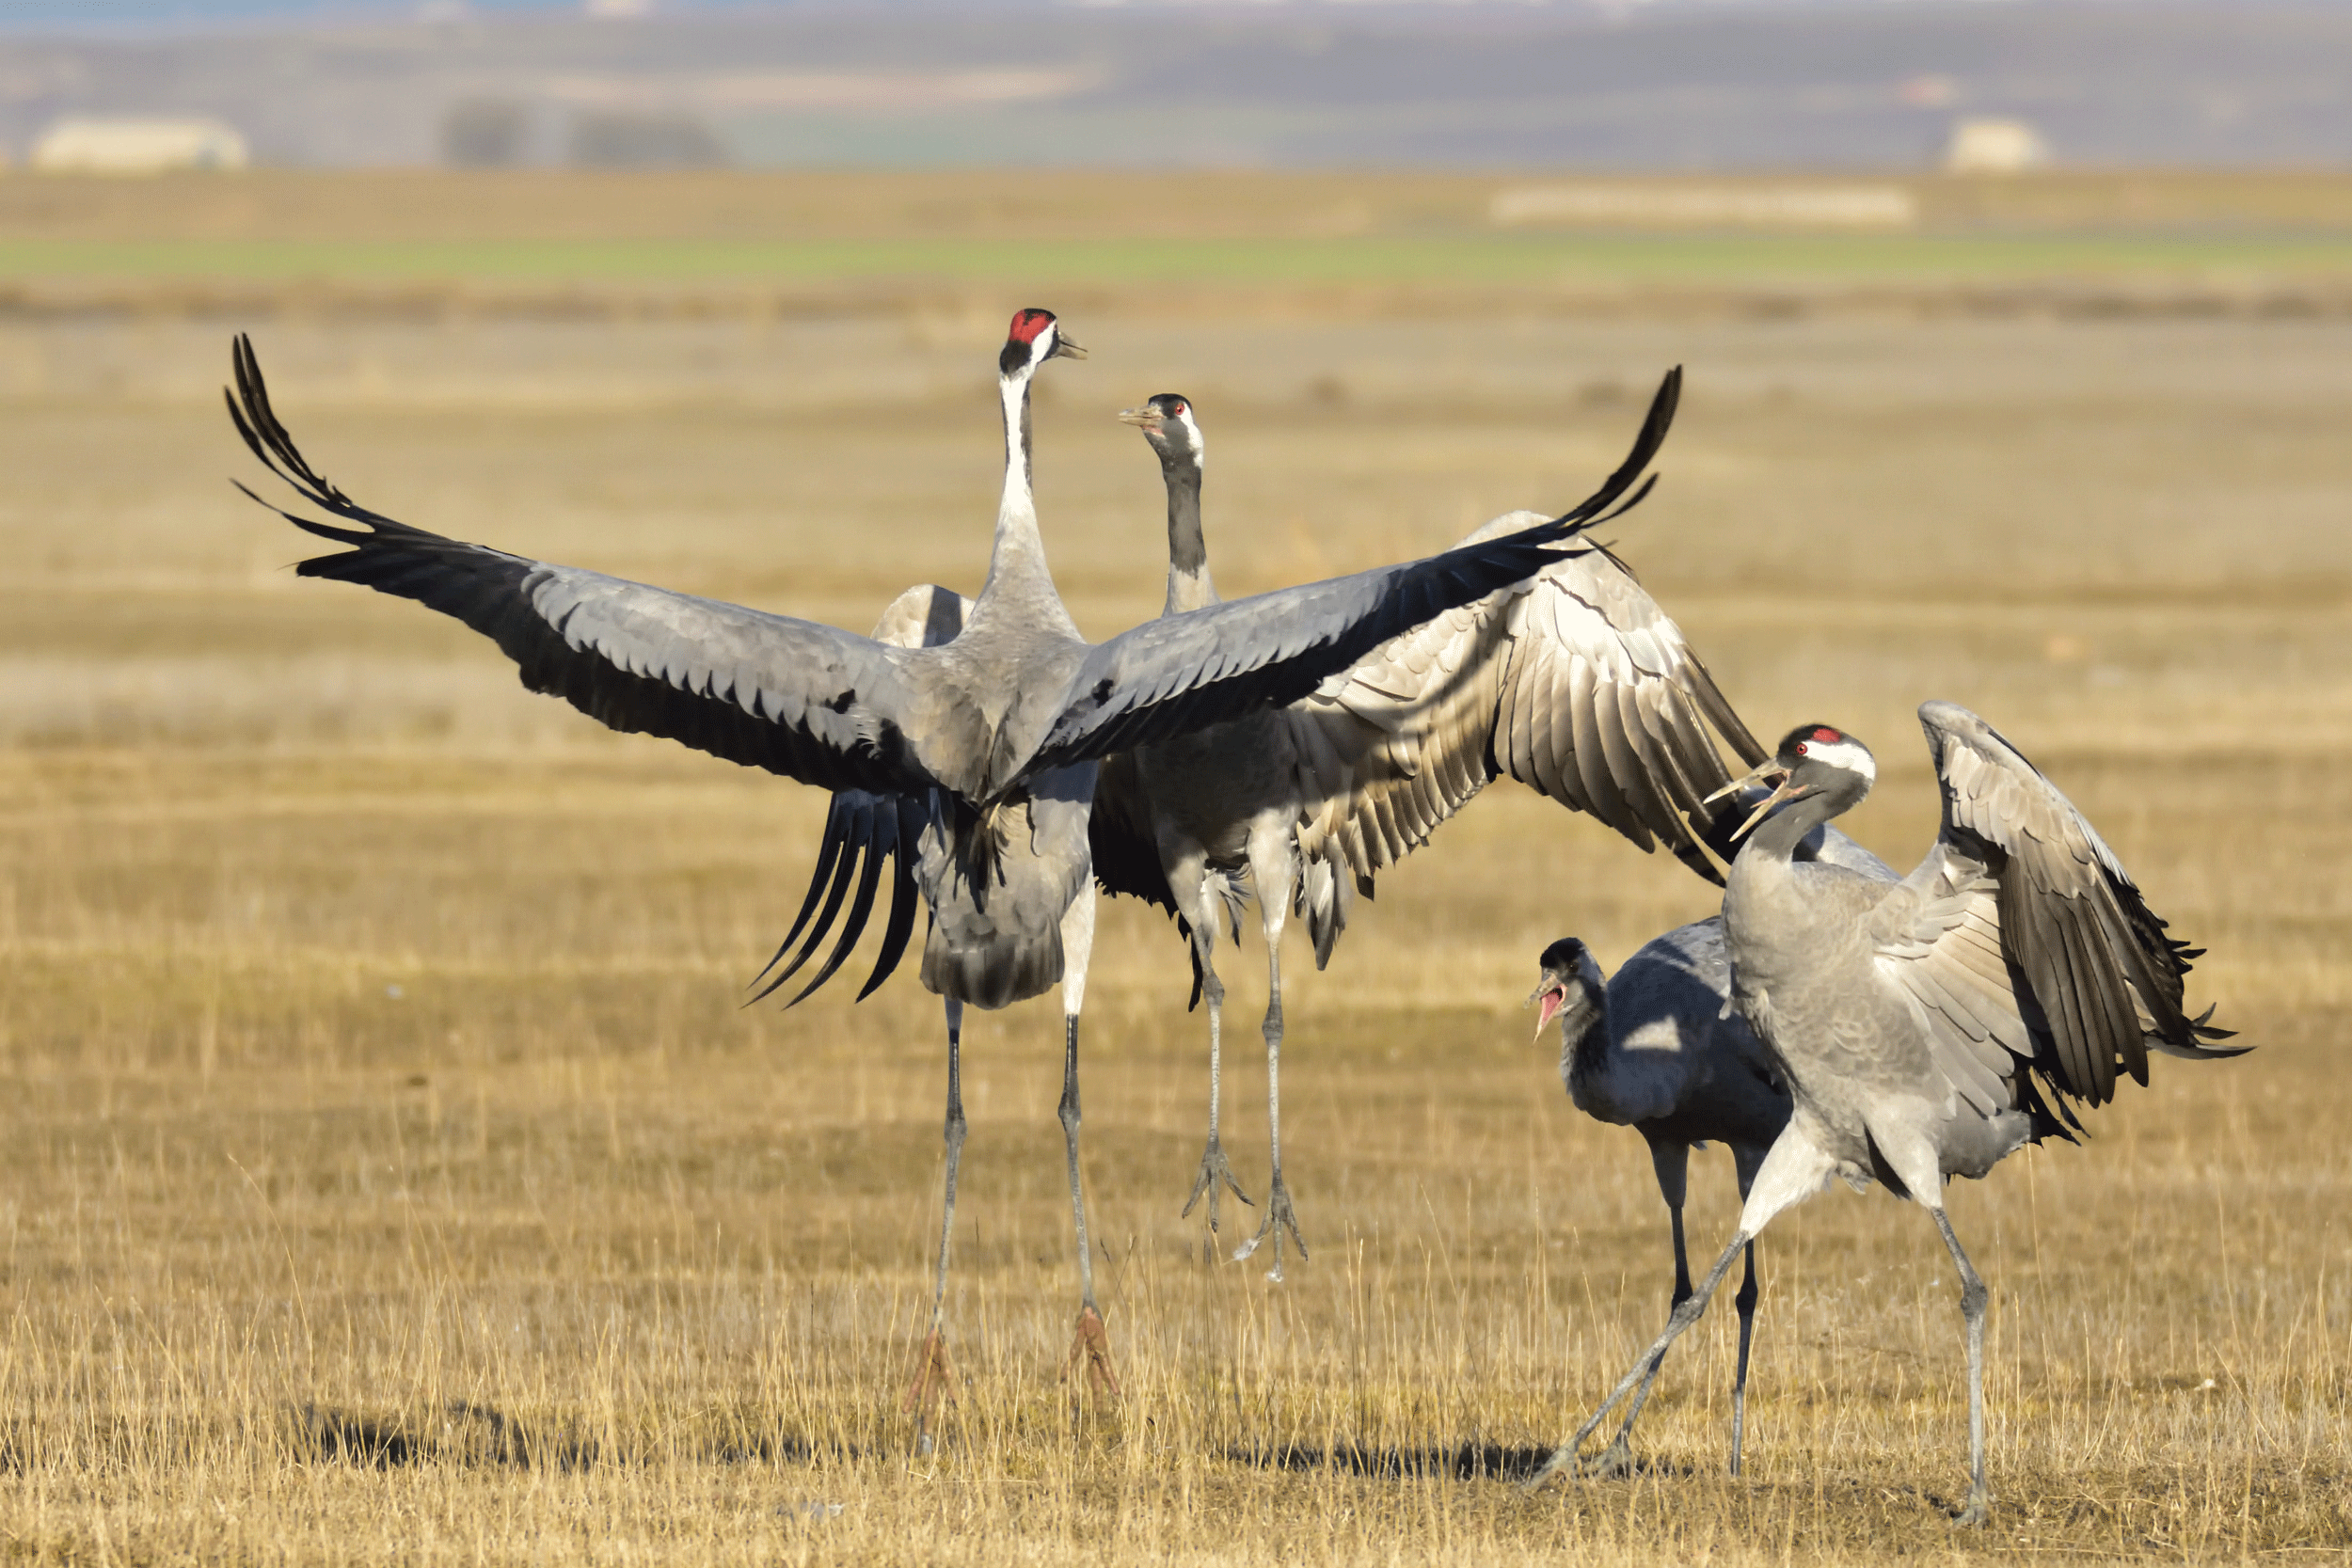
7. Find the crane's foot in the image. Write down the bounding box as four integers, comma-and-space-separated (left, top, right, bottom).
901, 1328, 959, 1454
1576, 1432, 1636, 1481
1953, 1485, 1991, 1528
1179, 1135, 1253, 1241
1523, 1439, 1582, 1491
1059, 1306, 1121, 1399
1232, 1173, 1308, 1282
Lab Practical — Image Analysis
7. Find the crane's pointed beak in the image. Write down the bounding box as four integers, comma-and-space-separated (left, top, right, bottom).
1705, 756, 1787, 808
1730, 774, 1808, 842
1052, 334, 1088, 361
1530, 980, 1565, 1040
1117, 405, 1163, 432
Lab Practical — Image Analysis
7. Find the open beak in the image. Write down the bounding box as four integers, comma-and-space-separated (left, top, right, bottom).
1729, 774, 1813, 842
1705, 755, 1786, 808
1117, 405, 1163, 433
1704, 755, 1805, 845
1530, 980, 1565, 1040
1053, 334, 1088, 361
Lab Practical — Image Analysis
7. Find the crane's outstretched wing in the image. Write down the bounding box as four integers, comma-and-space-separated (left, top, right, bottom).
228, 336, 945, 800
1291, 509, 1760, 891
1873, 701, 2239, 1132
1020, 368, 1680, 784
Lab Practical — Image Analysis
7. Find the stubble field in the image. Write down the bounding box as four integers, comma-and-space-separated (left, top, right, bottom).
0, 172, 2344, 1564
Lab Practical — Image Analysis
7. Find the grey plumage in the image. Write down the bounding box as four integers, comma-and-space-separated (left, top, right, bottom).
1088, 382, 1760, 1278
761, 372, 1698, 1285
1532, 704, 2241, 1523
229, 309, 1666, 1414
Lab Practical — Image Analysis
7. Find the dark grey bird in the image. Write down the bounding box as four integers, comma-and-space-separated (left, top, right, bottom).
225, 311, 1677, 1420
1531, 705, 2242, 1523
1530, 925, 1783, 1480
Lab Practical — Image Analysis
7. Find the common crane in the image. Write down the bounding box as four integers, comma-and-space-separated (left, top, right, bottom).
768, 376, 1754, 1284
1530, 706, 2242, 1523
226, 311, 1677, 1419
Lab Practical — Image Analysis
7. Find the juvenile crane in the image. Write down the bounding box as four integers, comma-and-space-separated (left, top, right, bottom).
1531, 706, 2241, 1523
1531, 925, 1783, 1479
227, 312, 1677, 1413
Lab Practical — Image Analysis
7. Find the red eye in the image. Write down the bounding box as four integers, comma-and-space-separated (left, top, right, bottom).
1795, 742, 1809, 755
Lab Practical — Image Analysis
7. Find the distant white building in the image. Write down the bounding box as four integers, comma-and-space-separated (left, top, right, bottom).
1945, 118, 2050, 174
29, 117, 249, 174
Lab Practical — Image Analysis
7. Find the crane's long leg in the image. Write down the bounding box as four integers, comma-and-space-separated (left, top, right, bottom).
1531, 1123, 1832, 1491
1582, 1141, 1693, 1479
1233, 833, 1306, 1281
1728, 1140, 1770, 1480
904, 997, 966, 1450
1532, 1227, 1747, 1488
1728, 1242, 1760, 1474
1056, 883, 1120, 1397
1931, 1206, 1991, 1527
1171, 859, 1250, 1241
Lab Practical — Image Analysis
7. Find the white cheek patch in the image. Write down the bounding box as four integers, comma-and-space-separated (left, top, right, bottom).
1175, 410, 1204, 459
1805, 737, 1876, 781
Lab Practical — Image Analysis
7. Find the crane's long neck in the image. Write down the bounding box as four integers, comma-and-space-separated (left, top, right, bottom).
977, 365, 1080, 641
1556, 978, 1610, 1092
1160, 451, 1216, 616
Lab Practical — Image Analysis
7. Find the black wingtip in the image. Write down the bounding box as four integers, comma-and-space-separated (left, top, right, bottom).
1548, 364, 1680, 536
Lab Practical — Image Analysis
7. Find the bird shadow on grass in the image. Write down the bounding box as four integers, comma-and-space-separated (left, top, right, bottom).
1231, 1442, 1566, 1483
285, 1402, 833, 1472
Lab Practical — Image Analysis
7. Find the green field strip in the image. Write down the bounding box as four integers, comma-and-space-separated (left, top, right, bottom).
4, 232, 2352, 287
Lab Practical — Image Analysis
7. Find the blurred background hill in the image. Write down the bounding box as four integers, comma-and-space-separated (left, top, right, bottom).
0, 0, 2344, 171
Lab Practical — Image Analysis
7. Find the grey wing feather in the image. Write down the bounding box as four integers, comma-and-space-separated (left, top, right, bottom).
1023, 367, 1680, 783
230, 336, 945, 800
1288, 514, 1759, 886
1872, 701, 2239, 1123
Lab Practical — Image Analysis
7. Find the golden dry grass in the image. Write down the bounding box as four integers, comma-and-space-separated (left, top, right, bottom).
0, 180, 2343, 1561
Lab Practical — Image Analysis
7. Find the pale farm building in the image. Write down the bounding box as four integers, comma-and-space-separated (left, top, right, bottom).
29, 117, 249, 174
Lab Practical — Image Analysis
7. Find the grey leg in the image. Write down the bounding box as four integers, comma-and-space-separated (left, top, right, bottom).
1179, 927, 1250, 1238
1728, 1139, 1770, 1479
1533, 1125, 1835, 1492
1528, 1229, 1749, 1490
1585, 1142, 1693, 1479
1931, 1207, 1991, 1527
1730, 1240, 1759, 1477
1058, 1011, 1120, 1397
905, 998, 966, 1447
1234, 836, 1306, 1280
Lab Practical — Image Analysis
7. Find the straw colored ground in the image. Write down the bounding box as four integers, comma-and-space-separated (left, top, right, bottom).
0, 175, 2344, 1565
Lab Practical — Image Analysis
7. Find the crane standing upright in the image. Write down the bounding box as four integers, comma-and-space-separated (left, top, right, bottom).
229, 310, 1678, 1417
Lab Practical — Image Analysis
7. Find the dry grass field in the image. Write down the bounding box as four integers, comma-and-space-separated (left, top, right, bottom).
0, 172, 2344, 1564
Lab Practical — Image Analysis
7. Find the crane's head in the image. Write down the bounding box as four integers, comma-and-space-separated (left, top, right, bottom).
1000, 308, 1086, 379
1530, 937, 1606, 1043
1117, 393, 1204, 468
1708, 723, 1879, 841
